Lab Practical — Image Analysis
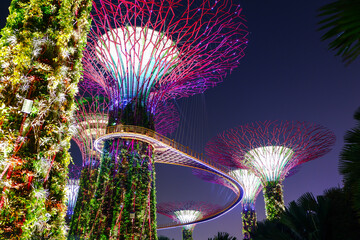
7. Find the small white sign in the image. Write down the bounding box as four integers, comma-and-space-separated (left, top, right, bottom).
21, 99, 33, 114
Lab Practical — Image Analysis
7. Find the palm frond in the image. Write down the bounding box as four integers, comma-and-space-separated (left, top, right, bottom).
318, 0, 360, 65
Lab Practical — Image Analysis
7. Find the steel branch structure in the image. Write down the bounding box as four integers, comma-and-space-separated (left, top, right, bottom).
192, 169, 238, 195
157, 201, 222, 240
206, 120, 336, 220
79, 0, 248, 238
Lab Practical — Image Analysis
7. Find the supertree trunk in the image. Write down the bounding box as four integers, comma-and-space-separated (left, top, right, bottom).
242, 203, 257, 240
182, 228, 194, 240
263, 181, 285, 220
69, 164, 99, 237
0, 0, 92, 239
80, 102, 157, 240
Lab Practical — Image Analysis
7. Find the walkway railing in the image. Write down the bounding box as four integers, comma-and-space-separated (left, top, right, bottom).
106, 125, 230, 173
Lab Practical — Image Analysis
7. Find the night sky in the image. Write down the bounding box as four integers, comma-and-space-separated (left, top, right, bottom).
1, 0, 360, 239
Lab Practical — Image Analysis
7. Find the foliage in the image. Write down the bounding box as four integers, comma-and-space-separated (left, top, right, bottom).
263, 181, 285, 220
72, 139, 157, 240
0, 0, 92, 239
339, 107, 360, 218
318, 0, 360, 65
182, 228, 194, 240
68, 166, 99, 237
208, 231, 237, 240
252, 188, 360, 240
242, 203, 257, 239
158, 236, 174, 240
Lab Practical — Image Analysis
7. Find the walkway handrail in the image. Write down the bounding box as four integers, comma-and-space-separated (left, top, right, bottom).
106, 125, 231, 174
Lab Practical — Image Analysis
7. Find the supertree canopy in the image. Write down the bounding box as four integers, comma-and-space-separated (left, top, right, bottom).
66, 165, 82, 223
157, 201, 221, 240
206, 121, 336, 220
66, 179, 80, 219
193, 168, 261, 239
77, 0, 248, 239
230, 169, 262, 239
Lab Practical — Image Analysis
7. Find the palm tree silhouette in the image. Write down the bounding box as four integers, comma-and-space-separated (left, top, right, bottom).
208, 232, 237, 240
318, 0, 360, 65
340, 107, 360, 218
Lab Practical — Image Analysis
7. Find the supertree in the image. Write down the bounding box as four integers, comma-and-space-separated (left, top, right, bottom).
77, 0, 248, 239
230, 169, 261, 239
69, 80, 180, 237
68, 81, 109, 236
66, 165, 82, 222
193, 168, 262, 239
206, 121, 336, 220
157, 201, 222, 240
66, 179, 80, 219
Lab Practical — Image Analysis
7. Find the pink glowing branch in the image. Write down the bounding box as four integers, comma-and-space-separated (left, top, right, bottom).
157, 201, 222, 225
72, 80, 110, 166
192, 169, 238, 194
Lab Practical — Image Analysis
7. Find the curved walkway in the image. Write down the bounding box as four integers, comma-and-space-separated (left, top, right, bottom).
94, 125, 243, 229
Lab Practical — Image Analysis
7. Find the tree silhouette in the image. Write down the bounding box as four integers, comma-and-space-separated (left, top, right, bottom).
318, 0, 360, 65
340, 107, 360, 218
208, 232, 237, 240
251, 188, 360, 240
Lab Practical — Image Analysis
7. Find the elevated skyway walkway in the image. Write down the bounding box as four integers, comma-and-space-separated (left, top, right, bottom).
94, 125, 243, 229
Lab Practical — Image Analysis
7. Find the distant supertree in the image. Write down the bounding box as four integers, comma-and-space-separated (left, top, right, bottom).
193, 169, 261, 239
69, 81, 179, 236
157, 201, 221, 240
231, 170, 261, 239
206, 121, 336, 220
69, 81, 109, 236
79, 0, 248, 238
66, 179, 80, 219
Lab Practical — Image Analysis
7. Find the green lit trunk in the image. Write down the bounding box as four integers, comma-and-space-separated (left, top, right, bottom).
242, 202, 257, 240
0, 0, 92, 239
263, 181, 285, 220
68, 162, 99, 237
182, 227, 194, 240
77, 102, 157, 239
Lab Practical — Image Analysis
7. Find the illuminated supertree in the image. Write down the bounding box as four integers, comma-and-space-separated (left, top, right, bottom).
157, 201, 221, 240
69, 81, 109, 235
64, 165, 82, 225
193, 168, 261, 239
206, 121, 336, 220
78, 0, 248, 238
66, 165, 82, 223
69, 80, 180, 237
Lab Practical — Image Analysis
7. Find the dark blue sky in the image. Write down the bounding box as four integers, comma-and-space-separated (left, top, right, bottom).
1, 0, 360, 239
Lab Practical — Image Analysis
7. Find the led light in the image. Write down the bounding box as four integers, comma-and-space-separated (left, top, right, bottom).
66, 179, 80, 216
21, 99, 33, 114
244, 146, 294, 182
231, 169, 261, 203
174, 210, 202, 229
96, 26, 179, 102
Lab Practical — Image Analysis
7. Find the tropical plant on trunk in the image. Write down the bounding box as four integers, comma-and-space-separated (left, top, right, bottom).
0, 0, 92, 239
